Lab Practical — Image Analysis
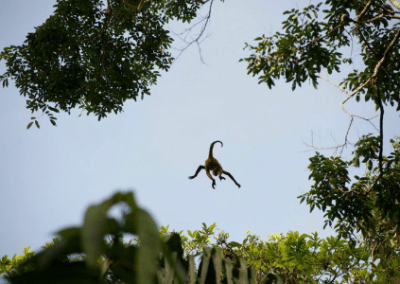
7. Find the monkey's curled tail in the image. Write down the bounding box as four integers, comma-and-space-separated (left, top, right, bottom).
209, 140, 223, 158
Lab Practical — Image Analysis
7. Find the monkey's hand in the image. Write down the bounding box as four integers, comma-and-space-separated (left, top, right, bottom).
188, 176, 194, 179
219, 176, 225, 181
212, 180, 216, 189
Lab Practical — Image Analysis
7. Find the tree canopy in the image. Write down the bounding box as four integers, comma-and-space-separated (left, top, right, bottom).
0, 0, 219, 124
241, 0, 400, 277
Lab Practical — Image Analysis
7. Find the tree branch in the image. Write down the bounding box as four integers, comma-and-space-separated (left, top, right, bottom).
171, 0, 215, 63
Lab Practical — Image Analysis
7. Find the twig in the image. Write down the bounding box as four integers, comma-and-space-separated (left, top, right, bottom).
170, 0, 215, 63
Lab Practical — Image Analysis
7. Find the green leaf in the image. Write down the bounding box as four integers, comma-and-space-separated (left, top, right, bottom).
2, 78, 9, 88
48, 106, 60, 113
312, 80, 318, 89
35, 120, 40, 129
136, 209, 160, 284
27, 122, 33, 129
56, 227, 81, 239
228, 241, 241, 248
81, 204, 107, 267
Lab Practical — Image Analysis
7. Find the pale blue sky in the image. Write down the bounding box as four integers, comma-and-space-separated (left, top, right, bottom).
1, 0, 399, 265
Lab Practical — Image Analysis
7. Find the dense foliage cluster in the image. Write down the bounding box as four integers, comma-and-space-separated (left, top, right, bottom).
0, 0, 214, 124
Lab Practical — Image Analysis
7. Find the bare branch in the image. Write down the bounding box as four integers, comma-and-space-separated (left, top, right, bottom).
170, 0, 215, 63
307, 24, 400, 153
388, 0, 400, 10
304, 74, 379, 153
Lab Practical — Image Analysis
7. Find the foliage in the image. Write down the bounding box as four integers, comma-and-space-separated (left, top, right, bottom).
164, 226, 397, 283
1, 191, 161, 283
0, 0, 218, 125
241, 0, 400, 108
241, 1, 400, 281
5, 216, 400, 283
299, 137, 400, 274
240, 0, 400, 236
2, 0, 400, 283
0, 191, 281, 284
0, 247, 35, 277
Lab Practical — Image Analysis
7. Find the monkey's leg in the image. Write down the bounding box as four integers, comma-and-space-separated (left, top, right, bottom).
222, 170, 241, 188
188, 165, 205, 179
206, 171, 217, 189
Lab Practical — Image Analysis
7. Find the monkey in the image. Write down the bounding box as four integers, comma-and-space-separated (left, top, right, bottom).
188, 140, 241, 189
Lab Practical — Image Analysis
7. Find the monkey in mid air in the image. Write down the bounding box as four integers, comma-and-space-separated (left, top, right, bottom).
188, 140, 241, 189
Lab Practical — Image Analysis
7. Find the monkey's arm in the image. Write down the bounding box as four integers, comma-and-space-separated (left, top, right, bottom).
222, 170, 241, 188
206, 170, 217, 189
188, 165, 205, 179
